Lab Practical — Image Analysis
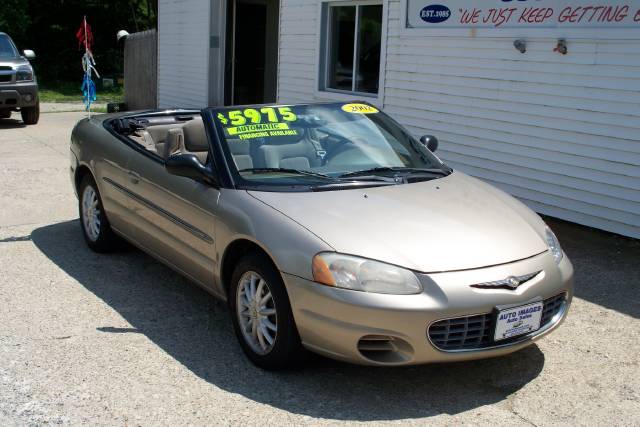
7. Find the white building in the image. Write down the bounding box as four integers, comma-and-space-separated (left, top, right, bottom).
157, 0, 640, 238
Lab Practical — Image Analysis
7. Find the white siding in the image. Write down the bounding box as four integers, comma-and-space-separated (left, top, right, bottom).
278, 0, 640, 239
158, 0, 210, 108
277, 1, 320, 103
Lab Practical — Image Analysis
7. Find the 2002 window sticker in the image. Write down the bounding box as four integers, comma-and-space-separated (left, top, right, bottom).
341, 103, 380, 114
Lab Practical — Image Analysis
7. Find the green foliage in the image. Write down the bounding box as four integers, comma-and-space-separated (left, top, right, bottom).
40, 81, 124, 103
4, 0, 157, 86
0, 1, 31, 41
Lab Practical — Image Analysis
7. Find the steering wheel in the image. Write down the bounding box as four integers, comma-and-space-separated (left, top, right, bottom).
323, 134, 372, 165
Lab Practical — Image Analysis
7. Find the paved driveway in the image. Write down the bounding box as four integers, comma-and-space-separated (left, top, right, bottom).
0, 112, 638, 426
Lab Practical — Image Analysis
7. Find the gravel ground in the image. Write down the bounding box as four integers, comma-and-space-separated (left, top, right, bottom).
2, 103, 106, 116
0, 112, 638, 426
40, 103, 107, 113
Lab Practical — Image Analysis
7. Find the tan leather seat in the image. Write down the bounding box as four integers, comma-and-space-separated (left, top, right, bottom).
163, 128, 186, 159
131, 130, 158, 154
146, 124, 176, 154
228, 139, 253, 170
258, 130, 320, 169
182, 118, 207, 150
182, 118, 209, 163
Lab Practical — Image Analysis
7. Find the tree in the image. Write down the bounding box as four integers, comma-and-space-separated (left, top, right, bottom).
0, 0, 31, 43
4, 0, 157, 85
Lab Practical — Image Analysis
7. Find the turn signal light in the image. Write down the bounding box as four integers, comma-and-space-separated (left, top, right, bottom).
312, 254, 336, 286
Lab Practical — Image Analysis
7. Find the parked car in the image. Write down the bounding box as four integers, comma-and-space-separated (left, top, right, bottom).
69, 102, 574, 369
0, 32, 39, 125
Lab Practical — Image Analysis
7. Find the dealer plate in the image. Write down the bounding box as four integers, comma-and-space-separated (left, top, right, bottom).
494, 301, 543, 342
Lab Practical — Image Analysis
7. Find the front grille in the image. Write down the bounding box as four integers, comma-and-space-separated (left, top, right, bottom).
0, 74, 12, 83
541, 293, 565, 326
428, 293, 566, 351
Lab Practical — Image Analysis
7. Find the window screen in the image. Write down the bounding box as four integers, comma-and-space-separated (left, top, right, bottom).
324, 3, 382, 95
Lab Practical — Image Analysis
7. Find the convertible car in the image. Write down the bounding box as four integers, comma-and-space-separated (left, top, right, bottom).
70, 102, 574, 369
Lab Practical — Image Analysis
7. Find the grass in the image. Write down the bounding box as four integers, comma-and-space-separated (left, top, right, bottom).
39, 81, 124, 104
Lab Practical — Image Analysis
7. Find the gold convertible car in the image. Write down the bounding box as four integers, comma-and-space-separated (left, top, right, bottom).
70, 102, 574, 369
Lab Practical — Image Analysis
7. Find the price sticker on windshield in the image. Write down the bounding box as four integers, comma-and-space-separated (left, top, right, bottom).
227, 123, 299, 140
217, 107, 298, 126
216, 107, 300, 141
341, 103, 379, 114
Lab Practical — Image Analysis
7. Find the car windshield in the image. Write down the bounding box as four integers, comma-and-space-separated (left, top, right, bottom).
209, 102, 449, 190
0, 35, 18, 58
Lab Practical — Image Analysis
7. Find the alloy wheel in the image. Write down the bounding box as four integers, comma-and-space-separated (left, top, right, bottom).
82, 185, 101, 242
236, 271, 278, 355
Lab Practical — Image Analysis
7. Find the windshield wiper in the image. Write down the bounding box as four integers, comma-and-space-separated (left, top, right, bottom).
339, 167, 451, 178
312, 181, 395, 191
239, 168, 335, 180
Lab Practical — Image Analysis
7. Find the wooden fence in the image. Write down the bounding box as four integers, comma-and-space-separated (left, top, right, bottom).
124, 29, 157, 110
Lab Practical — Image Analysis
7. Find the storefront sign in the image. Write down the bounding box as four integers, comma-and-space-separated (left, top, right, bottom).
406, 0, 640, 28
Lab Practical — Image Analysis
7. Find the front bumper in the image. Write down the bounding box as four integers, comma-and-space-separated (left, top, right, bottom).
283, 251, 574, 366
0, 82, 38, 109
69, 149, 80, 197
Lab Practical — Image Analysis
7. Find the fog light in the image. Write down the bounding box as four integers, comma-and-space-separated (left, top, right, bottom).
22, 94, 33, 103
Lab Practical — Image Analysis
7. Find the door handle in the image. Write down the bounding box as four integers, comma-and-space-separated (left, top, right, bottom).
128, 171, 141, 184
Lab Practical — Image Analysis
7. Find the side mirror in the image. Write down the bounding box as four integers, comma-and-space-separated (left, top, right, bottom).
420, 135, 439, 152
23, 50, 36, 60
165, 153, 216, 184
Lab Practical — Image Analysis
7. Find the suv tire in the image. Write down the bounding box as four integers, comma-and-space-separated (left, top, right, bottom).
21, 101, 39, 125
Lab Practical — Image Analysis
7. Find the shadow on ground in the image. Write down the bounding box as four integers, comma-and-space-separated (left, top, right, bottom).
30, 219, 547, 421
0, 117, 26, 129
545, 217, 640, 319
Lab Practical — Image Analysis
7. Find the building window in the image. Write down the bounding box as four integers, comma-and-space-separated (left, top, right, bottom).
322, 2, 382, 95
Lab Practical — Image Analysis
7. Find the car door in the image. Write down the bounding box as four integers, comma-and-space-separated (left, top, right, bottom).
90, 126, 139, 240
124, 141, 220, 290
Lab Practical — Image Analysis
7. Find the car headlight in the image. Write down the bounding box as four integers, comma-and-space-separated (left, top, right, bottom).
545, 227, 563, 265
16, 65, 34, 82
312, 253, 422, 295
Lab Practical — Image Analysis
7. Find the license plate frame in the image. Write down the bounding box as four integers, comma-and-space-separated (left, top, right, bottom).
494, 301, 544, 342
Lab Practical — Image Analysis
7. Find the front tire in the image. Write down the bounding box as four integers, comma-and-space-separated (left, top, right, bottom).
79, 174, 118, 252
229, 252, 303, 370
21, 101, 39, 125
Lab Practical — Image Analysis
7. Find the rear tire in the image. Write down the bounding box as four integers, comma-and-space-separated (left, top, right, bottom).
21, 101, 39, 125
79, 174, 118, 252
229, 252, 303, 370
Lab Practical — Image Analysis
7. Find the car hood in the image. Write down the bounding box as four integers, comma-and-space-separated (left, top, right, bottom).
0, 58, 28, 67
248, 172, 549, 273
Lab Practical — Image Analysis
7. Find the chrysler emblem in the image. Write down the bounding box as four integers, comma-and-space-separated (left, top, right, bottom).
507, 276, 521, 289
470, 271, 541, 290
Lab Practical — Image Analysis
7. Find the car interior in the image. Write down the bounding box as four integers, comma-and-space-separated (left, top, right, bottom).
118, 111, 412, 178
124, 114, 335, 172
127, 115, 210, 164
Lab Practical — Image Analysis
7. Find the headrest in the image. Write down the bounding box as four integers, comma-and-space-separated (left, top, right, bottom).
182, 117, 209, 152
227, 139, 251, 155
164, 128, 185, 159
